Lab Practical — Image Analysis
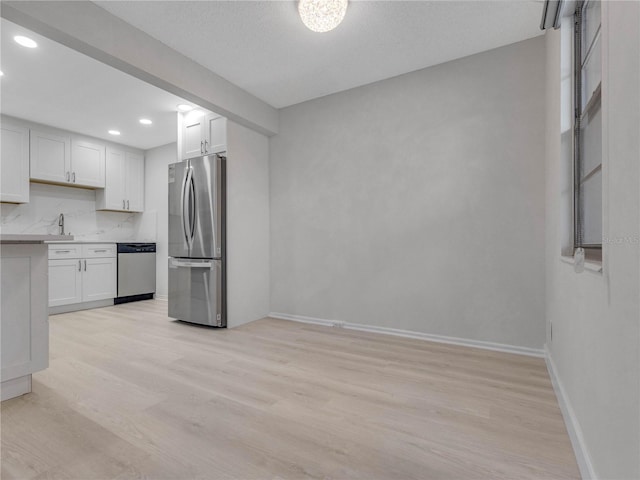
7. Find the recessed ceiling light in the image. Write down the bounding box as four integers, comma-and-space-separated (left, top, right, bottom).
177, 104, 194, 112
108, 130, 121, 136
14, 35, 38, 49
139, 118, 153, 125
0, 71, 4, 77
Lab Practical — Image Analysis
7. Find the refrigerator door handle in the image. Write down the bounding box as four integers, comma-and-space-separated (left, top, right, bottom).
171, 259, 213, 269
182, 166, 193, 251
189, 171, 196, 242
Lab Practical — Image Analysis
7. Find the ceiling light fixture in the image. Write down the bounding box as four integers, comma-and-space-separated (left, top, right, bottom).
0, 71, 4, 77
139, 118, 153, 125
14, 35, 38, 48
298, 0, 348, 33
108, 130, 121, 136
177, 104, 194, 112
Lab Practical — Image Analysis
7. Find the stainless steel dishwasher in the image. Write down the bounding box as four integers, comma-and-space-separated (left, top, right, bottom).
115, 243, 156, 304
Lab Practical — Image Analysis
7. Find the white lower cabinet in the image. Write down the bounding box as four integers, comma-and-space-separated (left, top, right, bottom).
83, 257, 117, 302
48, 244, 116, 308
49, 258, 83, 307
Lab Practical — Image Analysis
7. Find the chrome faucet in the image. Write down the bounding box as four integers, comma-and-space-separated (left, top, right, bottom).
58, 213, 65, 236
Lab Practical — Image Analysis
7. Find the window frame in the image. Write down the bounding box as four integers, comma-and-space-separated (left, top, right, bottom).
573, 0, 603, 258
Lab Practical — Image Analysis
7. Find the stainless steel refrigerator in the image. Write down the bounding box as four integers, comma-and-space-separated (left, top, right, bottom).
168, 154, 226, 327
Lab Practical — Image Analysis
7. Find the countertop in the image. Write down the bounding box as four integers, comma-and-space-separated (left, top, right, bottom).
0, 234, 75, 244
46, 240, 117, 244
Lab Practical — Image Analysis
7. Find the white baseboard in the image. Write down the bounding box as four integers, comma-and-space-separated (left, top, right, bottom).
269, 312, 545, 358
545, 346, 596, 480
49, 299, 114, 315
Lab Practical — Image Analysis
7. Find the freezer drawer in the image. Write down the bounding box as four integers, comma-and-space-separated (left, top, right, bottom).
168, 257, 225, 327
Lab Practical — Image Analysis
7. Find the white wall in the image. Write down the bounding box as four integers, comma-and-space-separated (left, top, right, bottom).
545, 2, 640, 479
141, 142, 176, 299
269, 37, 546, 350
226, 121, 270, 328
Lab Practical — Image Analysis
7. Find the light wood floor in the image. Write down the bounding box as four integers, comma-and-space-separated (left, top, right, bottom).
2, 300, 579, 480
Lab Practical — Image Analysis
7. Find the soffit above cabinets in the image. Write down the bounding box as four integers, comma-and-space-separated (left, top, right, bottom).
96, 1, 544, 108
0, 18, 187, 150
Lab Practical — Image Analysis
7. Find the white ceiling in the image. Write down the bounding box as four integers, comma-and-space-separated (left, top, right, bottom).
96, 0, 545, 108
1, 18, 188, 150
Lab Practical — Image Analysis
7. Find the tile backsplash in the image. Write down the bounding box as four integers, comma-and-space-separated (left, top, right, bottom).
0, 183, 156, 242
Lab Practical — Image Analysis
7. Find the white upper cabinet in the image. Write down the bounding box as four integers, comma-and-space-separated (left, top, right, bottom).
0, 120, 30, 204
126, 152, 144, 212
182, 115, 206, 160
180, 112, 227, 160
96, 148, 144, 212
31, 127, 106, 189
205, 114, 227, 155
71, 139, 105, 188
96, 147, 126, 211
30, 129, 71, 184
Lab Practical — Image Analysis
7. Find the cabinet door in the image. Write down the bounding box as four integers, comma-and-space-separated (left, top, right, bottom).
204, 114, 226, 154
125, 152, 144, 212
30, 129, 71, 184
72, 139, 105, 188
181, 115, 205, 160
96, 147, 126, 211
49, 259, 83, 307
82, 257, 116, 302
0, 122, 29, 203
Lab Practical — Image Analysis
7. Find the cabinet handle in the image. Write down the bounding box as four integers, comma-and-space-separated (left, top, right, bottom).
66, 171, 70, 182
72, 172, 76, 183
84, 259, 87, 271
204, 140, 208, 153
56, 250, 71, 254
200, 141, 204, 154
123, 199, 126, 209
127, 200, 130, 210
93, 249, 107, 253
78, 260, 81, 271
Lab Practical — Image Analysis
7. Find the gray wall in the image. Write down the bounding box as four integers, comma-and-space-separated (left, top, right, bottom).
270, 37, 546, 349
545, 3, 640, 478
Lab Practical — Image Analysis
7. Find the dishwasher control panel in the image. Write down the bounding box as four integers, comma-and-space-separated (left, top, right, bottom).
117, 243, 156, 254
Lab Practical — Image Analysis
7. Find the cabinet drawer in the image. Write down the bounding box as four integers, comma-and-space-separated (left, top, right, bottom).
48, 244, 82, 259
82, 244, 116, 258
